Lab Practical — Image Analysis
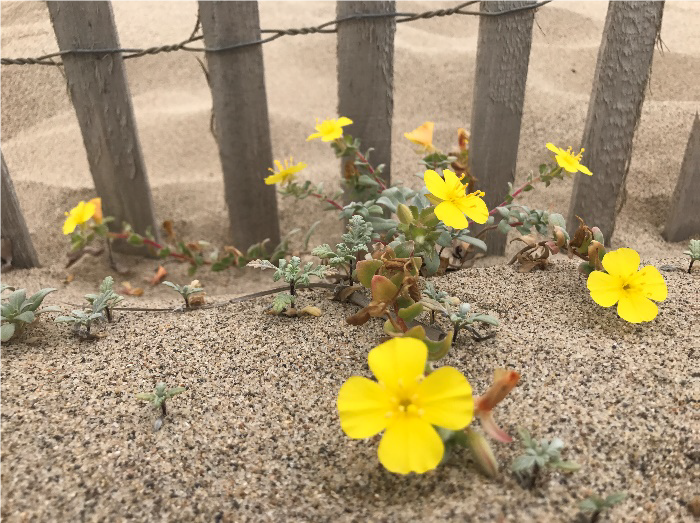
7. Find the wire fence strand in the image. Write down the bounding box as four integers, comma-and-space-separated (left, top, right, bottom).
1, 1, 551, 66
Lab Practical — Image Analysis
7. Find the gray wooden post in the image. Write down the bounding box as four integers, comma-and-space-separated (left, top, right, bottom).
469, 1, 535, 255
198, 1, 280, 250
47, 1, 159, 246
1, 154, 40, 269
663, 114, 700, 242
567, 1, 664, 242
337, 1, 395, 196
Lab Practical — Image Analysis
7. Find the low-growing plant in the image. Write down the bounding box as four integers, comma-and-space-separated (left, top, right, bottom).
684, 239, 700, 273
162, 280, 204, 308
54, 303, 106, 339
1, 286, 59, 342
579, 492, 627, 522
85, 276, 123, 322
511, 428, 580, 488
247, 256, 333, 316
137, 382, 186, 431
311, 214, 373, 278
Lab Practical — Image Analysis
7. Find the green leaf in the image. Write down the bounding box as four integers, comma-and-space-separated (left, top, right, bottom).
398, 302, 423, 322
579, 499, 600, 513
459, 236, 487, 253
1, 323, 16, 342
355, 259, 382, 288
469, 313, 499, 326
357, 174, 379, 187
23, 288, 56, 312
157, 247, 171, 258
552, 460, 580, 471
511, 454, 536, 472
127, 233, 144, 246
6, 289, 26, 312
13, 311, 35, 324
496, 206, 510, 218
497, 220, 511, 234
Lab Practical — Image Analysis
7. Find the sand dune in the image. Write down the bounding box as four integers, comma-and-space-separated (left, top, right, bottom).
1, 1, 698, 298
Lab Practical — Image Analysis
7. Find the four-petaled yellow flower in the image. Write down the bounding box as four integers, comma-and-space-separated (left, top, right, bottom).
546, 143, 592, 175
404, 121, 435, 153
337, 338, 473, 475
63, 200, 96, 235
307, 117, 353, 142
264, 157, 307, 186
587, 248, 667, 323
424, 169, 488, 229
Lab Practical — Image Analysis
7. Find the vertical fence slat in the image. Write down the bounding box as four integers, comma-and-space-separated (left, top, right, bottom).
663, 113, 700, 242
47, 1, 159, 245
337, 1, 395, 195
1, 154, 40, 269
567, 1, 664, 241
199, 1, 280, 250
469, 1, 535, 255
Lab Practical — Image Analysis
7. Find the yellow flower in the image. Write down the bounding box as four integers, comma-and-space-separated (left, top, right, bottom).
264, 157, 307, 186
587, 248, 667, 323
546, 143, 592, 175
88, 197, 103, 224
404, 122, 435, 152
424, 169, 488, 229
63, 200, 96, 235
306, 117, 353, 142
337, 338, 473, 475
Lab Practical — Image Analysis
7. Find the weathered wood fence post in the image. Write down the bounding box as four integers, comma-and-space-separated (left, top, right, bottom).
337, 1, 395, 196
199, 1, 281, 250
1, 154, 40, 269
663, 113, 700, 241
567, 1, 664, 242
47, 1, 159, 246
469, 1, 535, 255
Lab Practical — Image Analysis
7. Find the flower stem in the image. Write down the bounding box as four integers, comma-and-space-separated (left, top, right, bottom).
310, 193, 344, 211
108, 232, 193, 263
354, 150, 387, 191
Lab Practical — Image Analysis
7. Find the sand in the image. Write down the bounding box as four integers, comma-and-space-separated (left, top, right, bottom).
1, 1, 698, 521
1, 258, 697, 522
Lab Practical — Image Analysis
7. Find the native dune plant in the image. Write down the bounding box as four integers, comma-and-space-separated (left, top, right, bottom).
511, 428, 580, 488
137, 382, 186, 417
312, 214, 373, 278
54, 296, 108, 339
85, 276, 123, 322
162, 280, 204, 308
247, 256, 333, 316
579, 492, 627, 523
684, 239, 700, 273
1, 286, 59, 342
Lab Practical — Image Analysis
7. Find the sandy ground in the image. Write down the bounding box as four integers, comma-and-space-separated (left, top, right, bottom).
1, 257, 696, 522
1, 1, 698, 521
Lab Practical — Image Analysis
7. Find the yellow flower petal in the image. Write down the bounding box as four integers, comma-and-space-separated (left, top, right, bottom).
456, 193, 489, 224
306, 132, 322, 142
88, 197, 103, 224
442, 169, 463, 193
617, 293, 658, 323
337, 376, 392, 439
630, 266, 667, 302
404, 122, 435, 152
368, 338, 426, 394
264, 173, 285, 185
586, 271, 621, 307
416, 367, 473, 430
601, 248, 640, 279
578, 164, 592, 176
546, 143, 562, 155
434, 201, 468, 229
63, 215, 78, 235
378, 416, 444, 475
337, 117, 353, 127
424, 170, 448, 200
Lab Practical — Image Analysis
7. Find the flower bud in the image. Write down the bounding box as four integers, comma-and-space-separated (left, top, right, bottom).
397, 204, 413, 225
465, 428, 499, 478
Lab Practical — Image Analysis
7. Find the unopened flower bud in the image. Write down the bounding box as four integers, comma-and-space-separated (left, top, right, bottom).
465, 428, 499, 478
397, 203, 413, 225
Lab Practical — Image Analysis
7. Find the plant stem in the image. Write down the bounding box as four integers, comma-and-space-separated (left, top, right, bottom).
108, 232, 194, 263
354, 150, 387, 191
310, 192, 344, 211
105, 307, 113, 323
161, 402, 167, 417
689, 259, 695, 274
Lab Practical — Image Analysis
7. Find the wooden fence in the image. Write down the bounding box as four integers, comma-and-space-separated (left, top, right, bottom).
1, 0, 698, 270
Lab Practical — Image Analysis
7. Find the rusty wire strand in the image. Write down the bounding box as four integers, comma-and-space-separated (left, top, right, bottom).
1, 1, 551, 66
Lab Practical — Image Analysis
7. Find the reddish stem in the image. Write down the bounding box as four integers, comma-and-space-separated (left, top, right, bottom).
311, 193, 344, 211
355, 150, 387, 191
108, 232, 193, 262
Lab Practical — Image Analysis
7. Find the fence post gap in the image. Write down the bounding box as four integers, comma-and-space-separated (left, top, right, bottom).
663, 113, 700, 242
567, 1, 665, 243
47, 1, 159, 252
1, 154, 41, 270
199, 0, 281, 251
469, 1, 535, 255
